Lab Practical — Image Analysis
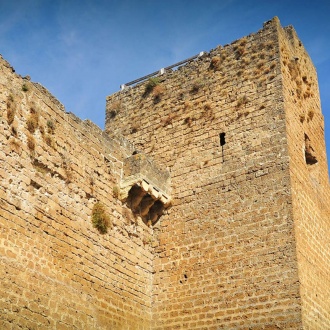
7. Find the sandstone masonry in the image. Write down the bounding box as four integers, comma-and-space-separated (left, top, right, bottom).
1, 17, 329, 329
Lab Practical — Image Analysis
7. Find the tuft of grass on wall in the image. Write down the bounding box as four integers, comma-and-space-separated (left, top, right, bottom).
47, 120, 55, 134
152, 84, 165, 103
7, 108, 16, 125
22, 84, 29, 92
210, 56, 221, 70
44, 134, 55, 148
26, 109, 39, 133
108, 101, 122, 119
91, 202, 111, 234
143, 77, 160, 97
6, 95, 16, 125
27, 134, 35, 151
26, 117, 38, 133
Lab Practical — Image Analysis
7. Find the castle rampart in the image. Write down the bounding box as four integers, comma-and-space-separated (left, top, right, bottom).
0, 16, 329, 329
0, 55, 169, 329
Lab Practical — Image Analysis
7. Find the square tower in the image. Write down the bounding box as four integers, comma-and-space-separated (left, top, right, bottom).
106, 17, 330, 329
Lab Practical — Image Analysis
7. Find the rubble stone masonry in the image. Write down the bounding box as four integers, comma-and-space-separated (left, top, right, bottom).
0, 16, 329, 329
106, 17, 329, 329
0, 55, 161, 329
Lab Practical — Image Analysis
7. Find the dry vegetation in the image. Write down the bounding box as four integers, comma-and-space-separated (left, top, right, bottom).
91, 202, 111, 234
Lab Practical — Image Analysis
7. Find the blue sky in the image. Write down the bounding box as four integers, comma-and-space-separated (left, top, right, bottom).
1, 0, 329, 172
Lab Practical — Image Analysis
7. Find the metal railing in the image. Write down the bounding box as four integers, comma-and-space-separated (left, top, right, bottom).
120, 51, 205, 90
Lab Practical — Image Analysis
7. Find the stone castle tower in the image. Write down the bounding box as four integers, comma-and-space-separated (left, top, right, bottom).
1, 17, 329, 329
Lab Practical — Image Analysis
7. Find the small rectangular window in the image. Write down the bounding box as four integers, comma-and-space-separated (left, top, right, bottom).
219, 132, 226, 146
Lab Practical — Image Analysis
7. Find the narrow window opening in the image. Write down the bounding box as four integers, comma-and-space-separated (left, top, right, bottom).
304, 134, 318, 165
219, 132, 226, 163
219, 132, 226, 146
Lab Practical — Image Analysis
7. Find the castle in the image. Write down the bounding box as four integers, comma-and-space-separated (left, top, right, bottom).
0, 17, 329, 329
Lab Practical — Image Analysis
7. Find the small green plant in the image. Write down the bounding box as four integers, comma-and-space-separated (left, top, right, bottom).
46, 120, 55, 134
144, 77, 160, 96
91, 202, 111, 234
22, 84, 29, 92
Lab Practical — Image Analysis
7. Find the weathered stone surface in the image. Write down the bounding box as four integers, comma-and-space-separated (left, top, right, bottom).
106, 17, 330, 329
0, 53, 166, 329
0, 16, 329, 330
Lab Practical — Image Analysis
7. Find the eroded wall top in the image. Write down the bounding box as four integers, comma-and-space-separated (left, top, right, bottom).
0, 53, 170, 329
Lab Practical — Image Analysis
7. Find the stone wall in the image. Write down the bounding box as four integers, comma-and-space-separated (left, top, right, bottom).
0, 55, 166, 329
106, 17, 329, 329
279, 25, 330, 328
1, 16, 329, 330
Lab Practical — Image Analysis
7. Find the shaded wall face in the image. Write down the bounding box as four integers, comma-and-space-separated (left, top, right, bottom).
106, 19, 304, 329
279, 27, 330, 329
0, 58, 154, 330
